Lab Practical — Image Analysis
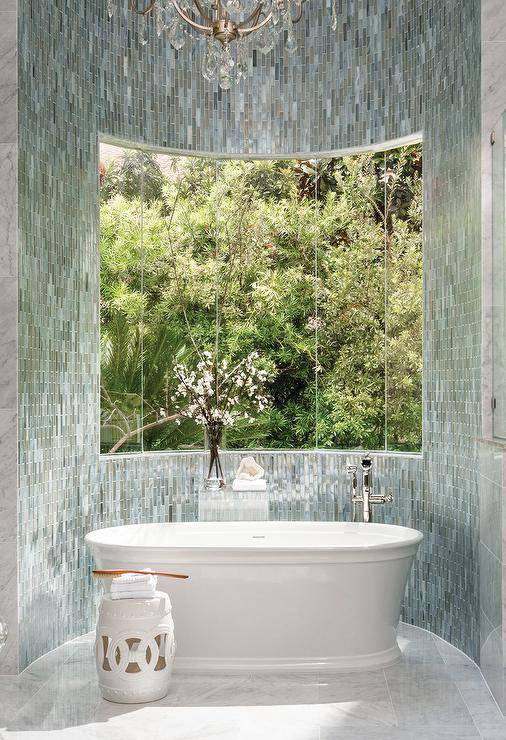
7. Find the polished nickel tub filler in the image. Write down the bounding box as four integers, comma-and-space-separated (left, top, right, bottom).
86, 521, 423, 673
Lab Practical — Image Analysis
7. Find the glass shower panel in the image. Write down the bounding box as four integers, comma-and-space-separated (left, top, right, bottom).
316, 153, 386, 450
384, 145, 423, 452
139, 153, 207, 452
218, 158, 317, 450
492, 113, 506, 439
99, 144, 144, 454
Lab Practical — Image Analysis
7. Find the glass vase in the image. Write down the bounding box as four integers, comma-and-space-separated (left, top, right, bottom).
204, 427, 225, 489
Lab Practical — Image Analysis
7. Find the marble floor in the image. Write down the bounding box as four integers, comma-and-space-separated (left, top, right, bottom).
0, 624, 505, 739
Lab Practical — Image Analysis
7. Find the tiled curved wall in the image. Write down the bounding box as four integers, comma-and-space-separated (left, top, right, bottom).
97, 0, 424, 154
17, 0, 481, 669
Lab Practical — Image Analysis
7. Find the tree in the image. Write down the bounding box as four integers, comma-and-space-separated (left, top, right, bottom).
101, 150, 166, 204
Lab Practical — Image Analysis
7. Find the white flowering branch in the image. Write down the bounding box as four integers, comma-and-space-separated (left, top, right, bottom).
172, 351, 271, 483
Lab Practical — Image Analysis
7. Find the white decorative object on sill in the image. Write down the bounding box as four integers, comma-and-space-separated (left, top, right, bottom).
95, 591, 175, 703
235, 456, 265, 480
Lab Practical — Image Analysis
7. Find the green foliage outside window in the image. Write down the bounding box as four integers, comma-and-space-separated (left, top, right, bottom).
99, 145, 422, 454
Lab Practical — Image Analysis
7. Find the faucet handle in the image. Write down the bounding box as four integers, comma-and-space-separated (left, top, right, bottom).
360, 454, 372, 470
369, 490, 394, 505
346, 464, 357, 474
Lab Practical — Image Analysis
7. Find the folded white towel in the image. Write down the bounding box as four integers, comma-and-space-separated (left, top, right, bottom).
111, 571, 154, 585
110, 589, 157, 600
232, 478, 267, 492
111, 575, 157, 593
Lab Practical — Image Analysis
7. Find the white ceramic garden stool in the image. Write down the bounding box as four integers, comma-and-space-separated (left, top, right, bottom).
95, 591, 175, 703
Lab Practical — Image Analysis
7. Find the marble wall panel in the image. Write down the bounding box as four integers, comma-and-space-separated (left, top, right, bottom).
0, 2, 18, 676
480, 0, 506, 711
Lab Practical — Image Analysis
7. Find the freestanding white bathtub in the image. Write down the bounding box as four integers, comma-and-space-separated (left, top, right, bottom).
86, 521, 422, 673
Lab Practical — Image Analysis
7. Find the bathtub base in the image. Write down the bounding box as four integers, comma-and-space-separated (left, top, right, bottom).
174, 643, 402, 674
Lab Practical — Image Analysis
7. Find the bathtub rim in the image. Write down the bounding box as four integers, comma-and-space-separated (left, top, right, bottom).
85, 521, 423, 564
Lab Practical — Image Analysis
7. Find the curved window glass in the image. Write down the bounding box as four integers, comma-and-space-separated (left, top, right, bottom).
99, 143, 423, 454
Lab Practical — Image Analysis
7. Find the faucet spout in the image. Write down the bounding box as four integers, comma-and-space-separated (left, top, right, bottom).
346, 464, 359, 522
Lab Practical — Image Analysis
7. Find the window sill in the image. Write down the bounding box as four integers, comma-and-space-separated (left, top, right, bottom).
99, 448, 423, 462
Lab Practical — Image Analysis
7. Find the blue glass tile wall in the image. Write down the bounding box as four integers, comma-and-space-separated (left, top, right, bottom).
97, 451, 422, 527
421, 0, 481, 654
18, 0, 481, 669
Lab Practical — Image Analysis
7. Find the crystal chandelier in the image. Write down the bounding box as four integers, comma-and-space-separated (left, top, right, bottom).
107, 1, 307, 90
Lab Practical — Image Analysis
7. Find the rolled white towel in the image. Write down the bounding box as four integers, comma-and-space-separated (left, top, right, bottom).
232, 478, 267, 492
110, 589, 157, 600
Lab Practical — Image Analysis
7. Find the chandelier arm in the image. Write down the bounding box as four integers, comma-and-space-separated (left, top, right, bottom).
238, 12, 272, 34
240, 0, 306, 35
192, 0, 213, 24
292, 2, 304, 24
238, 2, 265, 27
128, 0, 157, 15
216, 0, 229, 21
237, 11, 262, 31
172, 0, 212, 32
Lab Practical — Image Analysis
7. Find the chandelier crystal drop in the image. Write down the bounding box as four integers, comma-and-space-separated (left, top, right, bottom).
108, 0, 306, 89
331, 0, 338, 31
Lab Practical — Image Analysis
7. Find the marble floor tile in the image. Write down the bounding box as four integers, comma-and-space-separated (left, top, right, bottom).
396, 625, 445, 665
1, 624, 502, 739
2, 709, 242, 740
0, 675, 43, 725
319, 726, 480, 739
69, 632, 95, 645
433, 634, 477, 666
162, 673, 320, 708
98, 706, 243, 740
59, 643, 95, 669
34, 659, 100, 694
317, 668, 389, 702
384, 658, 454, 683
305, 699, 397, 729
92, 679, 251, 719
237, 716, 319, 740
477, 723, 506, 739
21, 642, 84, 681
384, 673, 478, 730
6, 700, 102, 733
6, 663, 102, 731
455, 672, 505, 731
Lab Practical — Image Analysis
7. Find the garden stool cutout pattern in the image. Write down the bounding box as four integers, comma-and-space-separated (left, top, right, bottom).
95, 591, 175, 703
